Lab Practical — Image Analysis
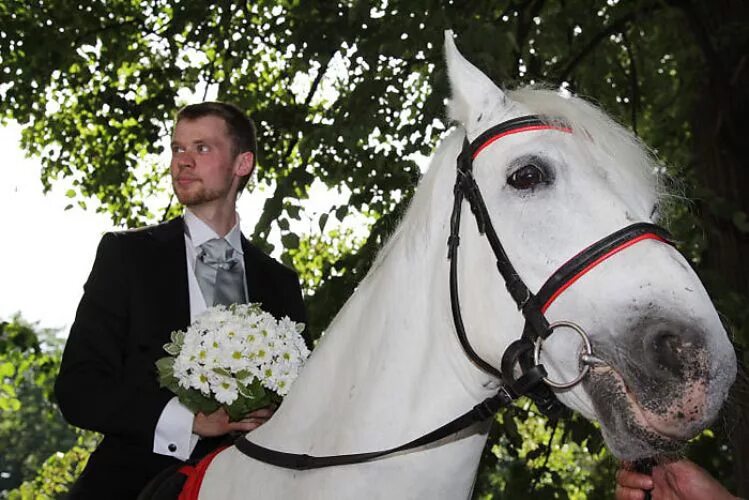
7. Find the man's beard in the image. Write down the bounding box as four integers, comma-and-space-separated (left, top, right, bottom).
173, 180, 230, 207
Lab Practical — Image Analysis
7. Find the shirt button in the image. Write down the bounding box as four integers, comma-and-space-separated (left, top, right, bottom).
168, 443, 177, 452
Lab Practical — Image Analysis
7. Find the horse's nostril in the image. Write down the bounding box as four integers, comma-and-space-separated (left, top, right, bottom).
650, 330, 685, 376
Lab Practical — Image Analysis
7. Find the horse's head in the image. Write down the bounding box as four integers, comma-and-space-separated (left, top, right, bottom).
443, 32, 736, 460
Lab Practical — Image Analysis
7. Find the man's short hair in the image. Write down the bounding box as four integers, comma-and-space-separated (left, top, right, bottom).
176, 101, 257, 193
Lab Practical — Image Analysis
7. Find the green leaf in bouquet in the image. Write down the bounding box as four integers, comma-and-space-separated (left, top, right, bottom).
213, 366, 232, 377
225, 393, 273, 421
237, 377, 267, 401
162, 330, 185, 355
155, 356, 220, 415
172, 330, 186, 347
163, 342, 181, 356
155, 357, 180, 392
224, 379, 279, 421
237, 378, 265, 399
178, 387, 220, 415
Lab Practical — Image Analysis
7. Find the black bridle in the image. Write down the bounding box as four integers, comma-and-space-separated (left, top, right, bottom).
235, 114, 672, 470
449, 115, 671, 416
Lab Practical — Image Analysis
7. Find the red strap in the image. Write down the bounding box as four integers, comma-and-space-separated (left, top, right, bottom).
178, 445, 230, 500
471, 124, 572, 159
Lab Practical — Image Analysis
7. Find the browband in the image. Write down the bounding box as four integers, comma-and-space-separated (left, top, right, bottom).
465, 115, 572, 160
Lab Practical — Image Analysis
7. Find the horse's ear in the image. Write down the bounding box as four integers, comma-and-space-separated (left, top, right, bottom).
444, 31, 508, 129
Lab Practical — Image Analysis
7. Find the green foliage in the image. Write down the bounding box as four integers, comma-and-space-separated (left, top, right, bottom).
286, 224, 368, 339
5, 433, 98, 500
0, 316, 43, 410
474, 405, 611, 499
288, 225, 368, 293
474, 405, 735, 499
2, 0, 745, 344
0, 316, 87, 496
2, 0, 747, 496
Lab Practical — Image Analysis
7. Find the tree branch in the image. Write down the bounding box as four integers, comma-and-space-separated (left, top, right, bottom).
554, 1, 663, 84
72, 16, 146, 46
251, 50, 337, 241
621, 30, 640, 135
512, 0, 547, 79
667, 0, 727, 81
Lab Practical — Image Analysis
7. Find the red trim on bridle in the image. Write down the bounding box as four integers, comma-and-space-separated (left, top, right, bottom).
471, 124, 573, 159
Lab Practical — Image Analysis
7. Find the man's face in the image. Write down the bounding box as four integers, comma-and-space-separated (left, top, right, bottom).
170, 115, 245, 207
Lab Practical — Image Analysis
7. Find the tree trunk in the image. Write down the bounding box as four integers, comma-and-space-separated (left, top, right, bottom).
685, 0, 749, 496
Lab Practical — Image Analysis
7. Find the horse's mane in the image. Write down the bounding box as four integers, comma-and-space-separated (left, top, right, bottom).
364, 130, 461, 276
318, 132, 461, 340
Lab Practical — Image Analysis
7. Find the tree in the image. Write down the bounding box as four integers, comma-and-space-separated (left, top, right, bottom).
0, 316, 87, 496
1, 0, 746, 496
5, 438, 95, 500
683, 2, 749, 495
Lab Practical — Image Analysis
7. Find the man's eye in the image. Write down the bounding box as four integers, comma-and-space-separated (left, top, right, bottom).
507, 164, 548, 190
172, 145, 185, 154
197, 144, 210, 153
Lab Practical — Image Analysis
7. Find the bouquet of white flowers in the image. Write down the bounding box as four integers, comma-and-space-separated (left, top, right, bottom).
156, 303, 309, 421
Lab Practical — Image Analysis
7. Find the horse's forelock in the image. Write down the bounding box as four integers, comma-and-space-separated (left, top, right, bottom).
508, 87, 668, 204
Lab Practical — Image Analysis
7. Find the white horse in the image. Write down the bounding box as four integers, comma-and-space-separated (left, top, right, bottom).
198, 33, 737, 499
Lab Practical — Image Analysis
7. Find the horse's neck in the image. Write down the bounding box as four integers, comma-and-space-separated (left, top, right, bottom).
252, 134, 504, 453
253, 243, 481, 450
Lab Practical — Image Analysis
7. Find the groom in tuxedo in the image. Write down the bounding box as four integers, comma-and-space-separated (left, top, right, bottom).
55, 102, 307, 499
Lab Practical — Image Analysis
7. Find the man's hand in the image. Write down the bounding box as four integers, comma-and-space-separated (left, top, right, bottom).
616, 466, 653, 500
192, 406, 275, 438
615, 459, 738, 500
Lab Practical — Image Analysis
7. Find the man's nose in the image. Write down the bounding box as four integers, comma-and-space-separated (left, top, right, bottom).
174, 150, 196, 167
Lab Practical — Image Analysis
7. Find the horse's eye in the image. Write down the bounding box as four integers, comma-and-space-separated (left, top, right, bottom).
507, 164, 547, 190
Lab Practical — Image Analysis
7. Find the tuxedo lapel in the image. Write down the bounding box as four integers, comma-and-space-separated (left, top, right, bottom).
149, 217, 190, 340
241, 235, 263, 305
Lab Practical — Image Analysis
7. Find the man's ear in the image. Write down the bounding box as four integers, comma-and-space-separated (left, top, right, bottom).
235, 151, 255, 177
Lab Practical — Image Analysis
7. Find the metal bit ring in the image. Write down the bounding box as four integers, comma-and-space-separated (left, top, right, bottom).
533, 320, 593, 389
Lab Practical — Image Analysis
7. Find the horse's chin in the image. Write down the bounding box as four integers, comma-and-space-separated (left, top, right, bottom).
584, 366, 698, 460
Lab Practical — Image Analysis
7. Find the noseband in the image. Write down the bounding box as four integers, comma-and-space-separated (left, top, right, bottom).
448, 114, 671, 416
235, 114, 673, 470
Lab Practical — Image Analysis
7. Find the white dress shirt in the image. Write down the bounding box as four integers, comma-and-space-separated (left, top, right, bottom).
153, 209, 247, 460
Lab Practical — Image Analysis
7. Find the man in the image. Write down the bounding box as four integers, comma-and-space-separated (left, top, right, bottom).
55, 102, 307, 499
615, 459, 739, 500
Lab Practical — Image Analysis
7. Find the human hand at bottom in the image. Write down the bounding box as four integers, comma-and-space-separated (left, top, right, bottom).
615, 459, 738, 500
192, 406, 276, 438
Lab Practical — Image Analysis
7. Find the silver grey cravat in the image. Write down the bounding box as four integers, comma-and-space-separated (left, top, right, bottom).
195, 238, 247, 306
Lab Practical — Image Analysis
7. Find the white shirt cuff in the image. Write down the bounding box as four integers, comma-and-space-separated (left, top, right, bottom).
153, 397, 200, 461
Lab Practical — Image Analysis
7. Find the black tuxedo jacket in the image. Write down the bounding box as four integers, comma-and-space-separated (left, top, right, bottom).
55, 217, 306, 499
